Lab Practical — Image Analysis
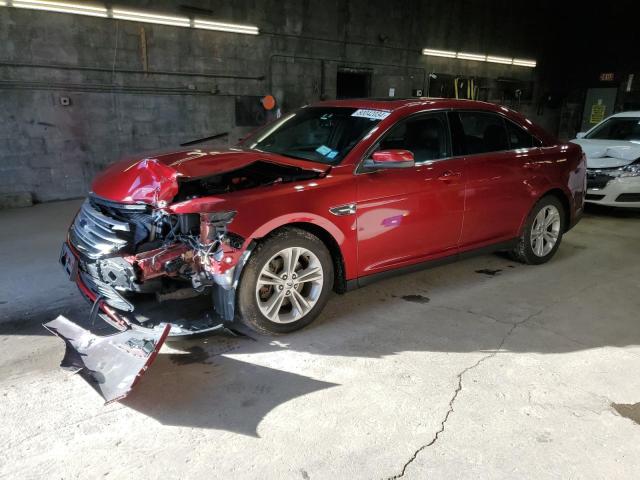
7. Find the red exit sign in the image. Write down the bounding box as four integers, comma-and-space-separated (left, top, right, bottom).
599, 72, 615, 81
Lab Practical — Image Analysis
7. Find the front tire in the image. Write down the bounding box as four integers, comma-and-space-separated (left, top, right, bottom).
511, 195, 565, 265
236, 227, 334, 334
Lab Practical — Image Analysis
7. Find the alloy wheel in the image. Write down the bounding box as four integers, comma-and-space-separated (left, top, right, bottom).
255, 247, 324, 324
530, 205, 561, 257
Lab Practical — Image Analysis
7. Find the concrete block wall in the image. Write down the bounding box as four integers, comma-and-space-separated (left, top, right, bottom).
0, 0, 549, 203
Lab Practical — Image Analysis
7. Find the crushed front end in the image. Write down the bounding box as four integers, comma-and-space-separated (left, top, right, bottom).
59, 194, 249, 330
44, 153, 329, 402
46, 194, 248, 403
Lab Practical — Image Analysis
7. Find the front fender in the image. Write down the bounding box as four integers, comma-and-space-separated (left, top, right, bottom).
249, 212, 346, 243
244, 212, 357, 280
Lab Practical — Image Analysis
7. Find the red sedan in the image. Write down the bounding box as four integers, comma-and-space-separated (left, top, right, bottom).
49, 98, 586, 402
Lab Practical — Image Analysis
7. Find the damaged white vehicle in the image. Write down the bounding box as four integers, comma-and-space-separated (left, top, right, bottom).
572, 111, 640, 208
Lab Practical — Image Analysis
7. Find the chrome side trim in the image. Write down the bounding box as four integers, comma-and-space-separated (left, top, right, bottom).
329, 203, 357, 216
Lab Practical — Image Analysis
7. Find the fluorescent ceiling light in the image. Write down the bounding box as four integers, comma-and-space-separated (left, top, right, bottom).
111, 8, 190, 27
422, 48, 456, 58
11, 0, 107, 17
193, 19, 259, 35
422, 47, 536, 68
2, 2, 260, 34
456, 52, 487, 61
486, 55, 513, 65
513, 58, 536, 67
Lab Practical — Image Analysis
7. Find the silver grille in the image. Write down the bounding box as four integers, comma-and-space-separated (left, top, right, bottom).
79, 270, 134, 311
70, 199, 131, 259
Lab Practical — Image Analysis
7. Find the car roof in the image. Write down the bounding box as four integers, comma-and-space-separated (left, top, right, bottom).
308, 97, 559, 146
309, 97, 506, 112
610, 111, 640, 118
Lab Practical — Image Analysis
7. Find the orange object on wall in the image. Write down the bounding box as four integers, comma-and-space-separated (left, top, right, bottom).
261, 95, 276, 110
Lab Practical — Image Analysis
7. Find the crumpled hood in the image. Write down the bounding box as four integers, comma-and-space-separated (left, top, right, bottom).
571, 139, 640, 169
91, 148, 329, 205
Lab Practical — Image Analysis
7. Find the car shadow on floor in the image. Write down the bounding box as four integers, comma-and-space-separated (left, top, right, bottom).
123, 353, 338, 437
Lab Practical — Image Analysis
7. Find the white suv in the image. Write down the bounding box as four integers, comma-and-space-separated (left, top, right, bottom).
571, 111, 640, 208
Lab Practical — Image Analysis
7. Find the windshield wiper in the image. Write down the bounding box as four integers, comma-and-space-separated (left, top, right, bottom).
180, 131, 229, 147
250, 147, 313, 162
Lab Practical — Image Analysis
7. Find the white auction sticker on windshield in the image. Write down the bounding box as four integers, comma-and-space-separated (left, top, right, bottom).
351, 109, 391, 120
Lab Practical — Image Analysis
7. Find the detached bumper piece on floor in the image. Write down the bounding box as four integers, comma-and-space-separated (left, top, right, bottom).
43, 315, 170, 404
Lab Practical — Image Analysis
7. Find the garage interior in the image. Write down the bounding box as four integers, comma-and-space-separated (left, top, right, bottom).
1, 1, 640, 478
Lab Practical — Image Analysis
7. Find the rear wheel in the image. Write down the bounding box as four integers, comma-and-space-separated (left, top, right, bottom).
511, 195, 565, 265
237, 228, 334, 334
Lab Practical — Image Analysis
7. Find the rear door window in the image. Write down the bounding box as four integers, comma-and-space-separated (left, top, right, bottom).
455, 111, 509, 155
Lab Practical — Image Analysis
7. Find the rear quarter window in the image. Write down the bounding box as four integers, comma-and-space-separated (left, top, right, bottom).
506, 120, 539, 149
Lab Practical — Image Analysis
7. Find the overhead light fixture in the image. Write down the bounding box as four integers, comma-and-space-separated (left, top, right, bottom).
422, 48, 456, 59
111, 8, 190, 27
193, 19, 259, 35
456, 52, 487, 62
513, 58, 537, 67
486, 55, 513, 65
422, 47, 536, 68
11, 0, 108, 17
1, 2, 259, 35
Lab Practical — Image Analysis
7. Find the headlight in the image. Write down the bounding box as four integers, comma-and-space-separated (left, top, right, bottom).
620, 162, 640, 177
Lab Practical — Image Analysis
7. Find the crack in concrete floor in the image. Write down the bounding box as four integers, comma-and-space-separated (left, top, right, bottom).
386, 310, 543, 479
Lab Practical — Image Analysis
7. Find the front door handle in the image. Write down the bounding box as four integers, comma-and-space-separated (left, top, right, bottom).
437, 170, 462, 181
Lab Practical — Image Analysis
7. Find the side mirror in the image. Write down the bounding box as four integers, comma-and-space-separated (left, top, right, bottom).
364, 149, 415, 169
576, 132, 586, 139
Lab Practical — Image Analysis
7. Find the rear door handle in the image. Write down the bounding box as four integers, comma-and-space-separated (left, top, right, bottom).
437, 170, 462, 180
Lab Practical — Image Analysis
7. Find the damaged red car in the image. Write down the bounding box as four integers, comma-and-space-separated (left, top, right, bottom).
46, 98, 586, 402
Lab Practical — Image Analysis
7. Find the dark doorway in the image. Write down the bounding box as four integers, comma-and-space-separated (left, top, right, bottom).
336, 69, 372, 99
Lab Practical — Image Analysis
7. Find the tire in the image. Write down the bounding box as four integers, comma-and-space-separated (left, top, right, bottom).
510, 195, 565, 265
236, 227, 334, 334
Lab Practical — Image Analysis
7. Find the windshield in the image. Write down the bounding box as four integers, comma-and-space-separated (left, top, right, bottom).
241, 107, 385, 164
586, 117, 640, 141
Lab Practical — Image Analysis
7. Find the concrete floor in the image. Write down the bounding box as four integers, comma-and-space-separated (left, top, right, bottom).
1, 200, 639, 479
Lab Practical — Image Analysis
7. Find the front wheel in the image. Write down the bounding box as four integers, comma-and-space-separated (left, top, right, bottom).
236, 228, 334, 334
511, 195, 565, 265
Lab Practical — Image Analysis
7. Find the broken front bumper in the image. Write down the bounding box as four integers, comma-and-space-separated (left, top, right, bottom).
48, 241, 243, 403
49, 242, 171, 403
44, 316, 170, 404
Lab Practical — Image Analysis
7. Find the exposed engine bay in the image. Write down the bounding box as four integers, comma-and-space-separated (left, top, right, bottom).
174, 160, 320, 202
